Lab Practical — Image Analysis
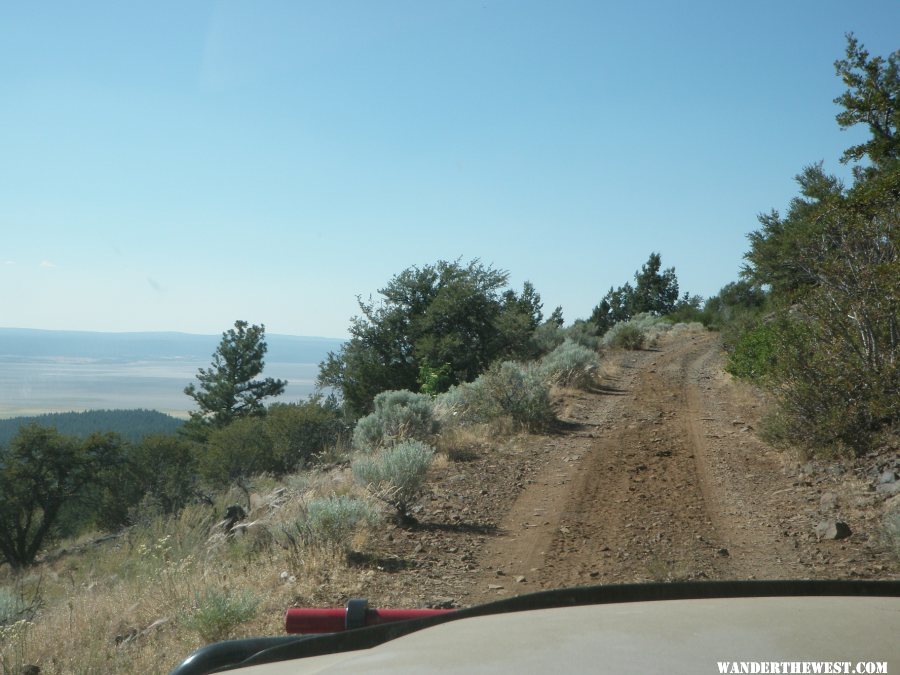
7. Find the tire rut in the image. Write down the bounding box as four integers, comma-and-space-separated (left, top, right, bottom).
465, 332, 802, 602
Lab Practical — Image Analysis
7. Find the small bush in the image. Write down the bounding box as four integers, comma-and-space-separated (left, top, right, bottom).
265, 396, 347, 471
433, 362, 555, 432
181, 588, 259, 643
304, 495, 379, 552
479, 361, 555, 431
352, 440, 435, 519
432, 379, 490, 426
200, 417, 274, 486
532, 320, 566, 354
562, 320, 602, 350
352, 390, 438, 451
761, 312, 899, 454
603, 322, 645, 350
725, 321, 779, 381
539, 339, 599, 389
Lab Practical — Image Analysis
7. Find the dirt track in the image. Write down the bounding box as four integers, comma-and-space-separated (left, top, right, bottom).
362, 330, 897, 609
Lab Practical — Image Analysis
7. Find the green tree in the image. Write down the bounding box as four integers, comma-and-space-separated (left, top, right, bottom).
766, 171, 899, 451
744, 163, 845, 295
318, 260, 544, 415
0, 426, 123, 569
184, 321, 286, 435
590, 284, 632, 335
834, 33, 900, 178
735, 35, 900, 454
631, 252, 679, 315
590, 253, 680, 333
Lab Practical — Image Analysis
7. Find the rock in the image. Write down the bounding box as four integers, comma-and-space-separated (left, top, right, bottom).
487, 584, 504, 590
717, 548, 730, 557
878, 470, 898, 484
875, 482, 900, 496
515, 575, 527, 583
819, 492, 839, 511
815, 520, 852, 540
428, 598, 456, 609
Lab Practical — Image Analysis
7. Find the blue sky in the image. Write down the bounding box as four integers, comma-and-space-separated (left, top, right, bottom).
1, 1, 896, 338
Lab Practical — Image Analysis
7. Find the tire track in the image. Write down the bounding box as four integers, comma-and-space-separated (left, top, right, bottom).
462, 329, 892, 605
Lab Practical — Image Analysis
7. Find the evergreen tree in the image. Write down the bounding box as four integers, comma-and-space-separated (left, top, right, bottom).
590, 253, 680, 333
834, 33, 900, 178
184, 321, 286, 434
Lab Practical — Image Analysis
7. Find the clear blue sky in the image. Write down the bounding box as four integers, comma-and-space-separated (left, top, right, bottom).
2, 1, 896, 338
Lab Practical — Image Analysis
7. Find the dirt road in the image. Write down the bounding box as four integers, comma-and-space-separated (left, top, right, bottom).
365, 330, 896, 608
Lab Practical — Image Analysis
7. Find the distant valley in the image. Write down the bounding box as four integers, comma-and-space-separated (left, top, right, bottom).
0, 328, 345, 419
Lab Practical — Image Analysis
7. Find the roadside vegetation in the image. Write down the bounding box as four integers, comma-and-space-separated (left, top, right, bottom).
724, 35, 899, 457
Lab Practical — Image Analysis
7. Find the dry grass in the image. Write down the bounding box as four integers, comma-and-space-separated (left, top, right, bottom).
0, 469, 385, 674
0, 384, 541, 673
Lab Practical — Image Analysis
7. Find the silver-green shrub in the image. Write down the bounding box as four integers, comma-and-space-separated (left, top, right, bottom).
603, 322, 645, 350
532, 320, 566, 354
352, 440, 434, 519
432, 379, 490, 426
538, 339, 599, 389
352, 390, 438, 451
433, 362, 555, 431
304, 495, 379, 552
602, 313, 671, 350
479, 361, 555, 431
562, 319, 602, 350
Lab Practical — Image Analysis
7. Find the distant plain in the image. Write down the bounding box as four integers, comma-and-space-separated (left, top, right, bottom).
0, 358, 320, 419
0, 329, 341, 419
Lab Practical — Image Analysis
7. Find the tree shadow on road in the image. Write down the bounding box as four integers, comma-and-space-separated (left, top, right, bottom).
589, 383, 629, 395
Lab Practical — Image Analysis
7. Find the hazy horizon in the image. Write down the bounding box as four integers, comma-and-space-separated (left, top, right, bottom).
0, 328, 342, 419
0, 325, 349, 340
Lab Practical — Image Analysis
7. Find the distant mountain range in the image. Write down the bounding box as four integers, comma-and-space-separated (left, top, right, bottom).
0, 328, 345, 363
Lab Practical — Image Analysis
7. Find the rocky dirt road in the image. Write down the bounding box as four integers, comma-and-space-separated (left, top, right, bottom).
355, 330, 897, 609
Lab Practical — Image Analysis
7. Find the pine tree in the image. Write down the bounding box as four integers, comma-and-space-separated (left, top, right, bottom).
184, 321, 286, 434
